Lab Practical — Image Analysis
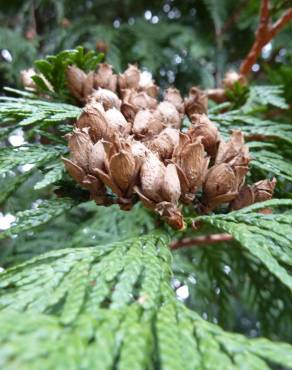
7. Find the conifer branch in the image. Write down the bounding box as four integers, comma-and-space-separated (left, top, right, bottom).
170, 233, 233, 250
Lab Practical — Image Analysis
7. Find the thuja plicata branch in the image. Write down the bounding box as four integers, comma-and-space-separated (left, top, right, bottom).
22, 62, 276, 230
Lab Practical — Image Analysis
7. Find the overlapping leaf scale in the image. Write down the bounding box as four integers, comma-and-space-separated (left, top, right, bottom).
34, 161, 65, 190
242, 85, 288, 112
1, 232, 292, 369
0, 144, 66, 175
249, 144, 292, 181
0, 198, 76, 240
212, 113, 292, 143
0, 96, 81, 126
0, 234, 170, 316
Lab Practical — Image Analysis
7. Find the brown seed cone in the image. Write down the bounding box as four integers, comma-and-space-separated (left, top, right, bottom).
66, 66, 87, 101
155, 202, 185, 230
154, 101, 181, 129
188, 113, 220, 157
118, 64, 140, 90
202, 163, 239, 211
164, 87, 185, 116
161, 164, 181, 204
145, 127, 180, 160
75, 102, 108, 143
230, 178, 276, 210
216, 130, 250, 165
253, 178, 276, 202
184, 87, 208, 117
62, 62, 277, 229
121, 89, 158, 121
216, 130, 250, 192
88, 141, 105, 175
104, 108, 131, 138
94, 63, 117, 92
109, 149, 136, 192
223, 71, 247, 90
65, 127, 93, 171
62, 158, 105, 197
20, 68, 37, 91
82, 72, 95, 99
88, 88, 121, 110
94, 136, 146, 199
140, 152, 166, 203
173, 134, 209, 203
135, 156, 183, 229
138, 71, 159, 97
132, 109, 164, 138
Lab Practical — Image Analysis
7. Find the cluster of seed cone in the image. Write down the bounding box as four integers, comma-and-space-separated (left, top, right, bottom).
63, 63, 276, 229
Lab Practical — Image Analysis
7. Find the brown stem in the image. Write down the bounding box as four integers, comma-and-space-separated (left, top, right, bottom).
170, 233, 233, 250
269, 8, 292, 39
240, 1, 292, 75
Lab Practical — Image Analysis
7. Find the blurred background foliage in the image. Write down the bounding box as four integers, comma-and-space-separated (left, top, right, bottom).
1, 0, 292, 95
0, 0, 292, 348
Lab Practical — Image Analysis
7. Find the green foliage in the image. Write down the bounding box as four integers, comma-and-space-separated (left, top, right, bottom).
0, 95, 81, 128
192, 199, 292, 291
249, 142, 292, 182
33, 46, 104, 100
242, 85, 289, 113
34, 161, 65, 190
0, 27, 37, 84
0, 198, 75, 241
1, 234, 291, 370
0, 144, 65, 175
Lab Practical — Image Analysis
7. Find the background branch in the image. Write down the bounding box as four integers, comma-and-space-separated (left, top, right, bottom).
170, 233, 233, 250
240, 1, 292, 75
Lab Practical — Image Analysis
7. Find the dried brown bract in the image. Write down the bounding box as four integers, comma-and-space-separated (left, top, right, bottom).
164, 87, 185, 117
230, 178, 276, 210
118, 65, 159, 97
76, 102, 130, 142
121, 89, 158, 121
202, 163, 239, 211
184, 87, 208, 117
202, 131, 251, 211
118, 64, 140, 90
62, 128, 105, 200
138, 70, 159, 97
132, 109, 164, 138
88, 88, 121, 110
173, 134, 209, 203
94, 63, 117, 92
135, 154, 184, 229
94, 136, 147, 208
20, 68, 37, 91
154, 101, 181, 129
146, 127, 180, 160
66, 66, 94, 102
75, 102, 108, 142
188, 114, 220, 157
